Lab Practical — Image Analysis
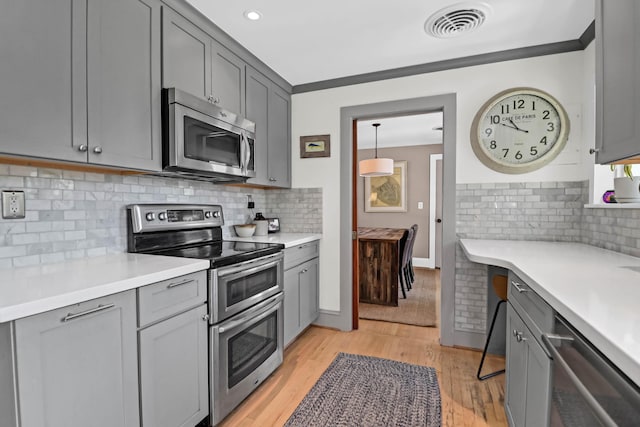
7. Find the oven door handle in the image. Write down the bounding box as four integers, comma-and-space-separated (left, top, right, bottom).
218, 258, 281, 280
218, 293, 283, 334
541, 333, 618, 427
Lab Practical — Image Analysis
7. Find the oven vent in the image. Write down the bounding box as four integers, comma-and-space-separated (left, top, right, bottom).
425, 2, 491, 39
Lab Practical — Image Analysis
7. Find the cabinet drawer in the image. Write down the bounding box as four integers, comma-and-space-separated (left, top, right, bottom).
508, 271, 553, 342
138, 271, 207, 327
284, 241, 319, 270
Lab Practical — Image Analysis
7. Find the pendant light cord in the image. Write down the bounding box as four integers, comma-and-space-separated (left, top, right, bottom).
373, 123, 380, 159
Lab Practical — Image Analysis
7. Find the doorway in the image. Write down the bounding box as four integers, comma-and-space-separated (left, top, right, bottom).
354, 114, 443, 327
339, 94, 457, 346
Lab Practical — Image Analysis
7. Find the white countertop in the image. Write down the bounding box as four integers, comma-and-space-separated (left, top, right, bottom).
0, 253, 209, 323
227, 232, 321, 248
459, 239, 640, 387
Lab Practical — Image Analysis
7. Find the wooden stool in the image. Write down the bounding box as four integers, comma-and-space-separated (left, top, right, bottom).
477, 274, 508, 380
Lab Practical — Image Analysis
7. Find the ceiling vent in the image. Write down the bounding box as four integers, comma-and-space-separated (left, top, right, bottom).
425, 2, 491, 39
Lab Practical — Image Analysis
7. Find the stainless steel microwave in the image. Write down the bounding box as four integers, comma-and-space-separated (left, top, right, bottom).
162, 88, 256, 182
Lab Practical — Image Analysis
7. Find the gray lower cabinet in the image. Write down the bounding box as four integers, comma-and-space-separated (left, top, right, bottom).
0, 0, 161, 171
246, 66, 291, 188
284, 241, 320, 346
137, 270, 209, 427
162, 5, 245, 115
595, 0, 640, 163
139, 305, 209, 427
8, 290, 140, 427
504, 272, 552, 427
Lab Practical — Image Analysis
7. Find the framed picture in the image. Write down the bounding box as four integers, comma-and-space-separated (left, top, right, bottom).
300, 135, 331, 158
364, 161, 407, 212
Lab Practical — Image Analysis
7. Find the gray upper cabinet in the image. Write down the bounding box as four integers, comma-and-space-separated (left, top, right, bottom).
0, 0, 86, 163
0, 0, 161, 171
246, 66, 292, 188
162, 6, 246, 116
211, 39, 245, 115
12, 291, 139, 427
268, 84, 292, 187
246, 67, 271, 185
162, 6, 211, 100
87, 0, 162, 170
595, 0, 640, 163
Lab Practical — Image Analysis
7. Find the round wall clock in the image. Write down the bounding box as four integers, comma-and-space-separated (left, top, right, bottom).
470, 87, 570, 174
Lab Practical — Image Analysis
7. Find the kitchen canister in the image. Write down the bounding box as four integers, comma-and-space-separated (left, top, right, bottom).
253, 212, 268, 236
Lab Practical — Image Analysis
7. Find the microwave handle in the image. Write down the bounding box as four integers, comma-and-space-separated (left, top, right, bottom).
242, 133, 251, 175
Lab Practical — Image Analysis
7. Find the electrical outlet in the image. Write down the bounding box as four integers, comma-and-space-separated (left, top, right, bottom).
2, 190, 25, 219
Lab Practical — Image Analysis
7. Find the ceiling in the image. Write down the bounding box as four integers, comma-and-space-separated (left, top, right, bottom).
357, 113, 443, 149
186, 0, 594, 87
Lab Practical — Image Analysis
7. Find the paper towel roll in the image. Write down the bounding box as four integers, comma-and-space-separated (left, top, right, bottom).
254, 220, 268, 236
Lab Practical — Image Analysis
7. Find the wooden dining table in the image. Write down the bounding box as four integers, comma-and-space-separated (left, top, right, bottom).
357, 227, 407, 307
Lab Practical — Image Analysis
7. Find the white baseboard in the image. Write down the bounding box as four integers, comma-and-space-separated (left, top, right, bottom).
412, 257, 431, 268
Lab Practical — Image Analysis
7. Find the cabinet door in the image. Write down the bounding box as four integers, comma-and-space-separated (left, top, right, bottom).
211, 39, 246, 115
595, 0, 640, 163
505, 304, 527, 427
87, 0, 162, 171
524, 330, 552, 427
284, 266, 300, 346
246, 67, 270, 185
139, 304, 209, 427
162, 6, 211, 100
14, 291, 139, 427
267, 84, 292, 187
299, 258, 319, 329
0, 0, 87, 163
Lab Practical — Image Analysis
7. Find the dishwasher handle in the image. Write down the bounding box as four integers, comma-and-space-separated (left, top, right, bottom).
541, 333, 618, 427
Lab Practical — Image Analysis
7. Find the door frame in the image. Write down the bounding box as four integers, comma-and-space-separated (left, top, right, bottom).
339, 94, 457, 346
425, 153, 443, 269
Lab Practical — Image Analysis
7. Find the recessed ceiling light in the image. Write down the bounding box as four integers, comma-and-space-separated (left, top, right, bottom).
244, 10, 262, 21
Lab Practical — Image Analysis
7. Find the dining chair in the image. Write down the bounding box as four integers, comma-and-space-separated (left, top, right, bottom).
407, 224, 418, 285
399, 227, 414, 297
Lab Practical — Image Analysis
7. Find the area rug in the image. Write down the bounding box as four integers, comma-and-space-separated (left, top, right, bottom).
359, 268, 437, 327
284, 353, 441, 427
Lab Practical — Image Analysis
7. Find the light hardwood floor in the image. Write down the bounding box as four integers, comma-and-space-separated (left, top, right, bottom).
218, 320, 508, 426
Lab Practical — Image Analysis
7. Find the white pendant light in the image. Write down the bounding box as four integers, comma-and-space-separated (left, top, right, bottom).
359, 123, 394, 177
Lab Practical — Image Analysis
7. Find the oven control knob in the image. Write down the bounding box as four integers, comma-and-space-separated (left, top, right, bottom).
158, 212, 167, 221
212, 211, 221, 218
145, 212, 155, 221
204, 211, 212, 219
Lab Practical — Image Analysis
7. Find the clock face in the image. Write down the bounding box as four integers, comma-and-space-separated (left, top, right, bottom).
470, 87, 570, 174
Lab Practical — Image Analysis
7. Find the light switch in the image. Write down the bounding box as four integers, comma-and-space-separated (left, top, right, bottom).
417, 201, 424, 210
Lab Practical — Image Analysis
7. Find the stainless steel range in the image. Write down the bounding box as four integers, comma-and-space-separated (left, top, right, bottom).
127, 204, 285, 426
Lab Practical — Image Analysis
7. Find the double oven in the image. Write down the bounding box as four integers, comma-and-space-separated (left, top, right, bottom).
127, 204, 284, 426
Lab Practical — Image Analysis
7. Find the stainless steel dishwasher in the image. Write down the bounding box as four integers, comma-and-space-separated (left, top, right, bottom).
542, 315, 640, 427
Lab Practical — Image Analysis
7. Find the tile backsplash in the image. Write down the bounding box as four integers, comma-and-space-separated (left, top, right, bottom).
456, 179, 640, 335
455, 181, 587, 333
0, 165, 322, 269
